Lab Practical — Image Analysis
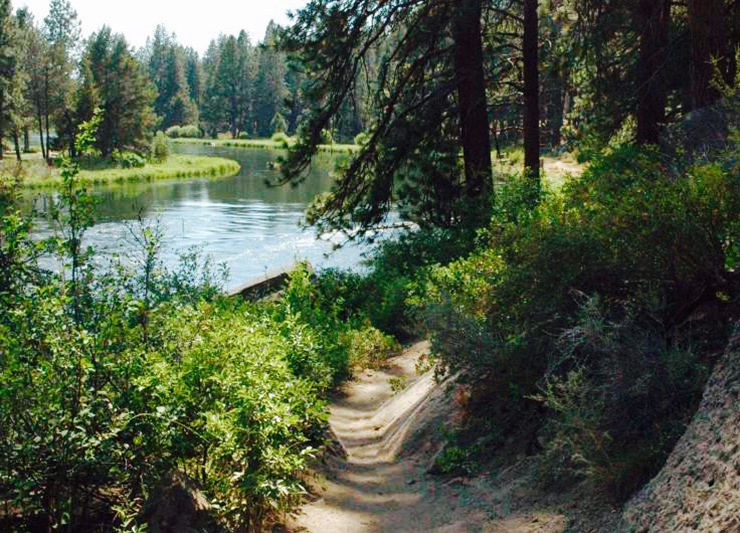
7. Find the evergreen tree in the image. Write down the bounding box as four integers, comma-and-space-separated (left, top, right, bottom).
279, 0, 494, 234
145, 25, 197, 129
43, 0, 79, 160
255, 21, 288, 137
0, 0, 16, 160
76, 27, 156, 155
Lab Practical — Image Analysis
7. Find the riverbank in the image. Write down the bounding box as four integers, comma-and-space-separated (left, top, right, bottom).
172, 137, 359, 154
7, 153, 241, 189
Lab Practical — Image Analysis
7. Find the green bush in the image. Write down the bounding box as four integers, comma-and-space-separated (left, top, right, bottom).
112, 149, 146, 168
0, 180, 351, 531
420, 144, 740, 496
271, 131, 291, 145
535, 297, 708, 497
238, 131, 250, 140
178, 124, 202, 138
164, 125, 181, 138
150, 132, 170, 163
354, 131, 371, 146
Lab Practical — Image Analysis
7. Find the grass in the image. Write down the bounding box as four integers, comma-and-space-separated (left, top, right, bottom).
5, 153, 242, 189
493, 147, 585, 189
172, 137, 360, 154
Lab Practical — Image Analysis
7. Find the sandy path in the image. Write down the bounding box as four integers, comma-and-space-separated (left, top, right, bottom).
282, 342, 620, 533
285, 342, 497, 533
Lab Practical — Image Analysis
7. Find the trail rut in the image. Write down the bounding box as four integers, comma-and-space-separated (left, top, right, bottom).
284, 342, 609, 533
285, 342, 493, 532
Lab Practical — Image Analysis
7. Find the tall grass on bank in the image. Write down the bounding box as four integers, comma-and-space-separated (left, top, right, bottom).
171, 136, 359, 154
5, 153, 241, 189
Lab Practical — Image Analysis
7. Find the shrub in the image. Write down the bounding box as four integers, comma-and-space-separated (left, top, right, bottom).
420, 145, 740, 496
535, 297, 708, 497
112, 150, 146, 168
164, 125, 181, 138
354, 131, 371, 146
271, 131, 290, 145
178, 124, 202, 138
238, 131, 250, 140
150, 132, 169, 163
320, 128, 334, 144
0, 175, 334, 530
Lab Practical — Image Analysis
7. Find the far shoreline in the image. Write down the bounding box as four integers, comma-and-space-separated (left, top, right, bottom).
7, 153, 242, 189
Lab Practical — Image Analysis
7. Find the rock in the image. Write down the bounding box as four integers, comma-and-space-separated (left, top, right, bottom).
623, 323, 740, 532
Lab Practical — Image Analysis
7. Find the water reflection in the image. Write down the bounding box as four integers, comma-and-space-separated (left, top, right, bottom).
28, 145, 371, 289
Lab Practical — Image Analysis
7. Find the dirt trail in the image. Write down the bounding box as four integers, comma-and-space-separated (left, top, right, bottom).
284, 342, 575, 533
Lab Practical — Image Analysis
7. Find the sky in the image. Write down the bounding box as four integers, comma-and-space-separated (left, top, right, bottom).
17, 0, 309, 54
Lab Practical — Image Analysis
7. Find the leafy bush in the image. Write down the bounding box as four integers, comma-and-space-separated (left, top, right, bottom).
238, 131, 250, 139
271, 131, 291, 145
354, 131, 370, 146
0, 130, 353, 531
420, 145, 740, 496
165, 125, 202, 139
320, 128, 334, 144
150, 132, 169, 163
165, 125, 181, 138
112, 149, 146, 168
279, 264, 402, 384
178, 124, 202, 138
534, 297, 708, 497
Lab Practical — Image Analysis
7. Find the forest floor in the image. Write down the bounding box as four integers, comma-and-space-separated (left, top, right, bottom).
280, 342, 622, 533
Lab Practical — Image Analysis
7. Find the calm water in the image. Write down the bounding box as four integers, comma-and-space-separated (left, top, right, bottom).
29, 144, 375, 290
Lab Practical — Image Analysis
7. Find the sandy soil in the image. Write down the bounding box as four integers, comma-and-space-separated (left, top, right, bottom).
281, 342, 616, 533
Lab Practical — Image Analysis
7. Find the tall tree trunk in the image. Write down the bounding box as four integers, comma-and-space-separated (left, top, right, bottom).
636, 0, 671, 145
12, 129, 21, 161
23, 126, 29, 153
688, 0, 729, 109
37, 111, 47, 162
44, 68, 51, 162
452, 0, 493, 203
0, 89, 4, 161
523, 0, 541, 188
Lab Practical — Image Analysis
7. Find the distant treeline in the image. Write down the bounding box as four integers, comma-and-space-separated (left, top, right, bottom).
0, 0, 371, 164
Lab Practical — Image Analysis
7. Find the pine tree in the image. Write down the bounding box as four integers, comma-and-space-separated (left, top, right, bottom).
77, 27, 156, 155
255, 21, 288, 137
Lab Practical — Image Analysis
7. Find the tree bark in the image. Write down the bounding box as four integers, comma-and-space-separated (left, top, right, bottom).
23, 126, 29, 153
636, 0, 671, 145
688, 0, 729, 109
12, 129, 21, 161
0, 88, 4, 161
452, 0, 493, 202
523, 0, 541, 188
44, 67, 51, 162
37, 111, 47, 162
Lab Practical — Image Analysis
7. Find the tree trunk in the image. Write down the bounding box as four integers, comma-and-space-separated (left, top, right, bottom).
636, 0, 671, 145
12, 129, 21, 161
23, 126, 29, 153
688, 0, 729, 109
0, 89, 4, 161
37, 111, 47, 162
45, 68, 51, 162
523, 0, 541, 188
452, 0, 493, 202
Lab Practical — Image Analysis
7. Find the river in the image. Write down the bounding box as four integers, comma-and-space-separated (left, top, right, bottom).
28, 144, 375, 290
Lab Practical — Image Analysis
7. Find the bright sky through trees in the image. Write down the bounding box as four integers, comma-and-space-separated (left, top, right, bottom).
17, 0, 308, 53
